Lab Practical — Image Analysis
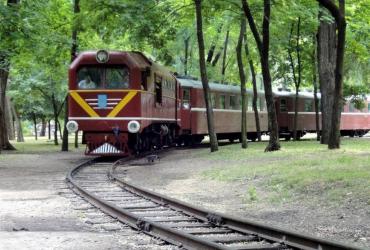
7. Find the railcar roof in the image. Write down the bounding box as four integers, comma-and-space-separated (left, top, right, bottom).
178, 78, 261, 96
178, 78, 321, 99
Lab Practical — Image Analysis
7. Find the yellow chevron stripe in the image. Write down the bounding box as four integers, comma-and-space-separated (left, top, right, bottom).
70, 91, 100, 117
107, 91, 137, 117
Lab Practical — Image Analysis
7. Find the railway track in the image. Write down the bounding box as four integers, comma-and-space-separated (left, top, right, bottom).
67, 155, 363, 250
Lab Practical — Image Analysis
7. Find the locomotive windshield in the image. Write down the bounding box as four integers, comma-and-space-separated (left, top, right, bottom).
77, 66, 129, 89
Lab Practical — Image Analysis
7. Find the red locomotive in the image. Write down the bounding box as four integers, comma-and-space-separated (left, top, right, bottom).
67, 50, 370, 155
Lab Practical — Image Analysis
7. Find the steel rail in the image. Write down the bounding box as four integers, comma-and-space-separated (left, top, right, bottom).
109, 162, 365, 250
67, 158, 227, 250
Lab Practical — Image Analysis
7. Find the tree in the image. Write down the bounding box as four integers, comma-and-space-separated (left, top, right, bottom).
236, 15, 248, 149
317, 0, 346, 149
241, 0, 280, 152
194, 0, 218, 152
288, 18, 303, 141
317, 9, 336, 145
311, 35, 320, 141
0, 0, 20, 151
244, 29, 261, 142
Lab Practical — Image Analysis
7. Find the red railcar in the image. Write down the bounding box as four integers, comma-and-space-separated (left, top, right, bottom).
67, 50, 370, 156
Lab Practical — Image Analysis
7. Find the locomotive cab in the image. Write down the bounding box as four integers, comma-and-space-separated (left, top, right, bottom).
67, 50, 180, 156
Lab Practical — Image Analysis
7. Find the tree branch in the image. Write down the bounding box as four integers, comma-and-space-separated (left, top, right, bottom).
241, 0, 262, 54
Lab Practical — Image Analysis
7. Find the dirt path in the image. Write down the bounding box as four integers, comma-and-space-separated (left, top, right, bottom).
0, 152, 173, 250
123, 148, 370, 249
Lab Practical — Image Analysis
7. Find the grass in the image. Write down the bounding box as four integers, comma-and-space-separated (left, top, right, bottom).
201, 138, 370, 205
4, 136, 84, 154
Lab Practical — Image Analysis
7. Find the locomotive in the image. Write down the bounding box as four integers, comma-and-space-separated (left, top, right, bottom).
67, 50, 370, 156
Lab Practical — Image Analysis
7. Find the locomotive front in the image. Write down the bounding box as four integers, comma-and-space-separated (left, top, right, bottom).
67, 50, 150, 155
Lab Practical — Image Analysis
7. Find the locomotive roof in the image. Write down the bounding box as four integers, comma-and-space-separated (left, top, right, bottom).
70, 51, 152, 70
178, 78, 321, 99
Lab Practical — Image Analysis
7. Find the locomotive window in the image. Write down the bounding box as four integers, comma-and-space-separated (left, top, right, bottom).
77, 66, 129, 89
105, 68, 129, 89
155, 75, 162, 104
77, 67, 103, 89
230, 96, 237, 110
182, 89, 190, 109
220, 95, 226, 109
280, 99, 287, 112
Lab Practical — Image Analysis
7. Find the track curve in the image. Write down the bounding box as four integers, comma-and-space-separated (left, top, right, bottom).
66, 156, 364, 250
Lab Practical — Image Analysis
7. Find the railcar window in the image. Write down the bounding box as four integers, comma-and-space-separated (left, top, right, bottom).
280, 99, 287, 112
349, 103, 355, 112
304, 100, 313, 112
220, 95, 226, 109
211, 93, 216, 108
368, 103, 370, 112
248, 97, 253, 111
259, 98, 266, 111
77, 66, 129, 89
230, 95, 237, 110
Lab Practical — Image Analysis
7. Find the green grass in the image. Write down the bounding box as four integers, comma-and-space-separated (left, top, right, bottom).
201, 138, 370, 205
5, 136, 84, 154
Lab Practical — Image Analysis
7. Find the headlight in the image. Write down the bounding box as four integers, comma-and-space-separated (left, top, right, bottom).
127, 120, 140, 133
66, 120, 78, 133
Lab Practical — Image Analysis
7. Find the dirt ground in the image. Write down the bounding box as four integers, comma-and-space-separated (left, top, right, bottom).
122, 148, 370, 249
0, 152, 175, 250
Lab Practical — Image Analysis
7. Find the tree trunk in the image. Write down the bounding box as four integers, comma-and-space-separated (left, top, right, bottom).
328, 0, 346, 149
58, 120, 62, 140
242, 0, 280, 151
32, 113, 38, 141
0, 106, 4, 152
194, 0, 218, 152
52, 94, 58, 145
184, 36, 190, 75
244, 29, 261, 141
61, 98, 69, 151
206, 25, 222, 64
74, 131, 78, 148
317, 11, 336, 145
40, 117, 46, 136
312, 35, 320, 141
221, 30, 230, 83
11, 103, 24, 142
5, 96, 15, 140
0, 66, 15, 149
48, 120, 51, 140
62, 0, 80, 151
288, 18, 302, 141
236, 16, 248, 149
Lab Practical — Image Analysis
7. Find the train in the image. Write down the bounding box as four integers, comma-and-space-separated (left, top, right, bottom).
66, 50, 370, 155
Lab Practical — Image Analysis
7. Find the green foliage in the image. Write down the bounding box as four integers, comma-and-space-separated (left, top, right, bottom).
1, 0, 369, 129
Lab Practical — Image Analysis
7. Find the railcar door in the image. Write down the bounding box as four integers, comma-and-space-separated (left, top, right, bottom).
181, 88, 191, 131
